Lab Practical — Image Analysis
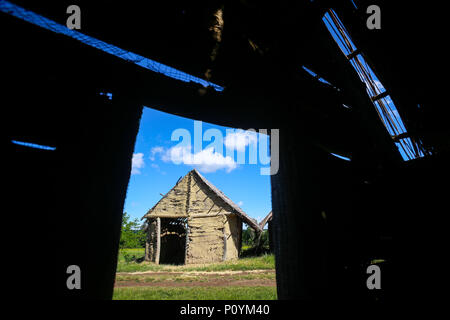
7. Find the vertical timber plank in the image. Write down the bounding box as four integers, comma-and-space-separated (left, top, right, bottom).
155, 217, 161, 265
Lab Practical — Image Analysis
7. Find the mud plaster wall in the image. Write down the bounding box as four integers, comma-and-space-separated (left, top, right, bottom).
224, 214, 242, 260
186, 215, 224, 264
146, 174, 189, 218
186, 173, 241, 263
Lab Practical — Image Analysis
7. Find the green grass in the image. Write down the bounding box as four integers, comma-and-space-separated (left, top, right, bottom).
116, 248, 275, 273
116, 248, 163, 272
181, 254, 275, 272
115, 249, 276, 300
113, 286, 277, 300
115, 271, 276, 283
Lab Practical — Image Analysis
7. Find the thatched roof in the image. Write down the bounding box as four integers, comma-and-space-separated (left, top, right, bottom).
259, 211, 273, 229
142, 169, 262, 232
192, 169, 261, 232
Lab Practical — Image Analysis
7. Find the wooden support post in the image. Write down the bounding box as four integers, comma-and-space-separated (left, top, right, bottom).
272, 128, 330, 299
238, 218, 243, 257
222, 229, 227, 261
145, 219, 156, 261
184, 221, 189, 264
155, 217, 161, 265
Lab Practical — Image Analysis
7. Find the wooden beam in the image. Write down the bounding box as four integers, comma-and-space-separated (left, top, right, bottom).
146, 214, 189, 218
371, 91, 389, 102
155, 217, 161, 265
207, 203, 215, 214
392, 132, 410, 142
346, 49, 361, 60
184, 222, 189, 264
189, 213, 232, 218
223, 229, 227, 261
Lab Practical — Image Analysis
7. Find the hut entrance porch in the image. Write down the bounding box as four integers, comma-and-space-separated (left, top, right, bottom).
159, 218, 187, 265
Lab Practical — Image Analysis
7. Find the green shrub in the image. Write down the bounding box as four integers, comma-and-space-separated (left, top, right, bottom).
241, 228, 270, 256
119, 212, 146, 249
123, 252, 138, 263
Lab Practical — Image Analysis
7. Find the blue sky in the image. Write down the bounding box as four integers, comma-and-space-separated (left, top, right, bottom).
123, 107, 272, 227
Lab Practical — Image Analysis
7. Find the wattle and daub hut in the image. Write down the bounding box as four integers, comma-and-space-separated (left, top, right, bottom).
142, 169, 262, 264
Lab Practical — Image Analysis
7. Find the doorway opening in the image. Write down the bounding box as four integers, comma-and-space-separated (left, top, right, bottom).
159, 218, 187, 265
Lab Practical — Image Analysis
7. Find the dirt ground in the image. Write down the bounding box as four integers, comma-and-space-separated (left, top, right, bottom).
115, 270, 276, 287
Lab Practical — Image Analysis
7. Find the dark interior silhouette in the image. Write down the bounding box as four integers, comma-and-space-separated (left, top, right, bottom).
3, 0, 448, 301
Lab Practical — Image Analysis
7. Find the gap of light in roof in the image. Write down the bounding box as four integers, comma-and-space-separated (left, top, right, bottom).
330, 153, 351, 161
302, 66, 334, 86
0, 1, 224, 92
11, 140, 56, 151
322, 10, 424, 160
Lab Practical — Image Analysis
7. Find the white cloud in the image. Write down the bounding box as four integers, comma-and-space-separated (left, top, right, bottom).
149, 146, 164, 161
237, 201, 244, 207
224, 130, 258, 152
131, 153, 145, 174
161, 145, 237, 173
